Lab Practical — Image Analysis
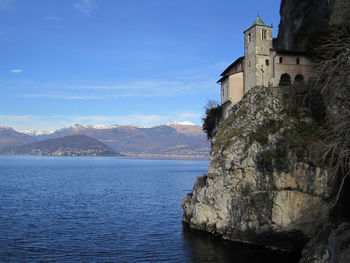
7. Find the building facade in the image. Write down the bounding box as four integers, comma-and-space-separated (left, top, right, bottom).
218, 15, 313, 119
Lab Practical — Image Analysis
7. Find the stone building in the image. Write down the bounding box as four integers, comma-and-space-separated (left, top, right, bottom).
218, 15, 313, 119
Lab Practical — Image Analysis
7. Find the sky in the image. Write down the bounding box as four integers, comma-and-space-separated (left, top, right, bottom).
0, 0, 282, 131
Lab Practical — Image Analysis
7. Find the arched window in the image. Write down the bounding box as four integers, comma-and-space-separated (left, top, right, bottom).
294, 74, 304, 83
279, 73, 291, 86
262, 29, 267, 39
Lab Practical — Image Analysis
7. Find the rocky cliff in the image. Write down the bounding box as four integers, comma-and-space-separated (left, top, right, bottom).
275, 0, 350, 52
182, 86, 337, 252
275, 0, 330, 52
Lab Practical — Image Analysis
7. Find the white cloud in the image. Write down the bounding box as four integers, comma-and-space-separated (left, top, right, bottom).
178, 112, 201, 118
16, 78, 216, 100
10, 69, 22, 73
19, 92, 104, 100
75, 0, 97, 16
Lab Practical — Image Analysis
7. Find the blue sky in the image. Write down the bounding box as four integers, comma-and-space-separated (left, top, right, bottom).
0, 0, 281, 131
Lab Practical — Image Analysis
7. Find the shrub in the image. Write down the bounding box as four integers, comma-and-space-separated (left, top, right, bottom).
202, 101, 222, 140
196, 174, 208, 188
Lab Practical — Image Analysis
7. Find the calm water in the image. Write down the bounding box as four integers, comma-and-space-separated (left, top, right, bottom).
0, 156, 298, 262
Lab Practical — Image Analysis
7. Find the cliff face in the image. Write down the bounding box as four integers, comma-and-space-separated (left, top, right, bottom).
276, 0, 331, 52
182, 86, 336, 251
276, 0, 350, 52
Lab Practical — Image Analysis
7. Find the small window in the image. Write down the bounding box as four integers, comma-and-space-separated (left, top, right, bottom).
248, 61, 251, 67
262, 30, 267, 39
296, 58, 300, 64
248, 33, 251, 42
265, 59, 269, 66
279, 57, 283, 64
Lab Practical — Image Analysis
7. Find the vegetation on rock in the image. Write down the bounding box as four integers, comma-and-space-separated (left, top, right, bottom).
202, 101, 222, 140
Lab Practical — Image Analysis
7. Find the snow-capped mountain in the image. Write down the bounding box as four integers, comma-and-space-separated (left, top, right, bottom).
0, 122, 8, 129
0, 122, 209, 159
23, 129, 55, 136
164, 121, 196, 126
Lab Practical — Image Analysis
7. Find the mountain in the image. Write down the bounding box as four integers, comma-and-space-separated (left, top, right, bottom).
23, 129, 54, 136
0, 126, 36, 149
31, 123, 210, 159
0, 135, 121, 157
0, 122, 210, 159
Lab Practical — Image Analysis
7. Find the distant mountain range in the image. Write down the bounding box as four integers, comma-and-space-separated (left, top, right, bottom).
0, 123, 210, 159
0, 135, 121, 157
0, 126, 36, 148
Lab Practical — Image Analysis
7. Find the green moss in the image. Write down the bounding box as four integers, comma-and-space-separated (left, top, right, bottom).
248, 120, 283, 145
213, 127, 245, 151
283, 121, 325, 148
257, 120, 325, 173
237, 105, 249, 117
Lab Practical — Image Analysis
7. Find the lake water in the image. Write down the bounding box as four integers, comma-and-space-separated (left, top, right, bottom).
0, 156, 298, 262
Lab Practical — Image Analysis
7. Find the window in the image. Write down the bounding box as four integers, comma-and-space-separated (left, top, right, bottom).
248, 61, 251, 67
296, 58, 300, 64
248, 33, 251, 42
262, 29, 267, 39
279, 73, 291, 86
295, 74, 304, 83
279, 57, 283, 64
265, 59, 269, 66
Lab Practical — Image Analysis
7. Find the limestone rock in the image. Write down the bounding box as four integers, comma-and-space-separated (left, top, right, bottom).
182, 86, 336, 251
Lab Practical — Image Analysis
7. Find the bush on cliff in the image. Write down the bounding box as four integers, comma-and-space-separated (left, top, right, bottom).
202, 101, 222, 140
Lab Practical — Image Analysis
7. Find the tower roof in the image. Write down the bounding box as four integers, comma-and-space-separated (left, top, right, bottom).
253, 15, 266, 26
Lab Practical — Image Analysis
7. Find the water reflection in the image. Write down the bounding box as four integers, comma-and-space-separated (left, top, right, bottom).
182, 223, 300, 263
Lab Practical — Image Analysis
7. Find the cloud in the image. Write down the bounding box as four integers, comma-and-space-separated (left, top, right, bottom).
44, 16, 59, 21
10, 69, 22, 73
178, 112, 201, 118
16, 78, 217, 100
75, 0, 97, 16
19, 92, 104, 100
0, 0, 13, 10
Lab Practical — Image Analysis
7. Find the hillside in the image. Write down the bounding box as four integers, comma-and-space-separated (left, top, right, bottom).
1, 135, 121, 157
0, 126, 35, 149
32, 124, 210, 159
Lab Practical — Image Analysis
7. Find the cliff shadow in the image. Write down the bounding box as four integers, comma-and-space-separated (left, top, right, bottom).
182, 223, 300, 263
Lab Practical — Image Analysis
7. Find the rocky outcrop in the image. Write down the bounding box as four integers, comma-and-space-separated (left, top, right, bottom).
276, 0, 331, 52
182, 86, 337, 251
275, 0, 350, 52
330, 0, 350, 25
299, 223, 350, 262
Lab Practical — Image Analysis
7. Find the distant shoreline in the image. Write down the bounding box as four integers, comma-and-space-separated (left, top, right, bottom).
0, 154, 210, 162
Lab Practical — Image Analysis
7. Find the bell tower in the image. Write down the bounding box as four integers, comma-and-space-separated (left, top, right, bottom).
243, 15, 273, 93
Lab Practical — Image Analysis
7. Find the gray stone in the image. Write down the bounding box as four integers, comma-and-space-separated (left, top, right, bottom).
182, 86, 335, 251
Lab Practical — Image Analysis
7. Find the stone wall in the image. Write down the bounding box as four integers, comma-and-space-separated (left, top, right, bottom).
244, 25, 273, 93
